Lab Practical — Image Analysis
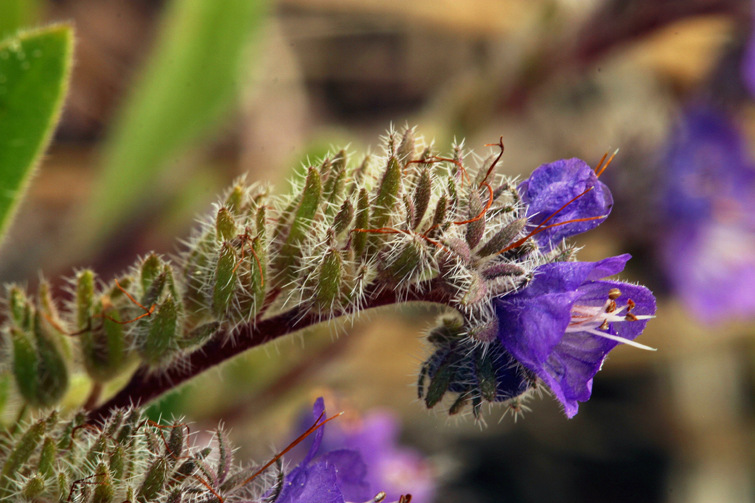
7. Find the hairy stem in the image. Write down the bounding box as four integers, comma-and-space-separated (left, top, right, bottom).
87, 282, 451, 424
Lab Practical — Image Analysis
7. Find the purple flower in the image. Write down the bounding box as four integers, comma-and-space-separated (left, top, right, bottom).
321, 410, 435, 503
661, 107, 755, 322
494, 254, 656, 418
518, 158, 613, 250
276, 398, 371, 503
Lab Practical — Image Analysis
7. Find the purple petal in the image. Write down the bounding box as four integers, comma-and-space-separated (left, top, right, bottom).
495, 291, 581, 369
276, 461, 345, 503
495, 257, 656, 418
319, 450, 372, 503
518, 158, 613, 249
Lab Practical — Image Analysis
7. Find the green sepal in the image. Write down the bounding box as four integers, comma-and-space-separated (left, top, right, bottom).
92, 463, 114, 503
29, 311, 69, 407
427, 194, 448, 238
37, 436, 56, 479
412, 168, 432, 229
425, 354, 456, 408
178, 321, 219, 350
215, 206, 237, 242
274, 167, 322, 283
465, 187, 485, 248
137, 457, 169, 503
313, 249, 343, 312
11, 326, 38, 406
212, 242, 237, 318
22, 473, 45, 499
140, 254, 163, 296
367, 156, 402, 253
7, 285, 31, 329
383, 239, 423, 284
476, 350, 498, 403
476, 218, 526, 257
167, 422, 185, 462
351, 188, 370, 257
397, 128, 416, 163
323, 149, 347, 207
81, 300, 127, 382
333, 199, 354, 237
183, 230, 214, 320
224, 184, 245, 216
139, 296, 180, 366
0, 417, 46, 494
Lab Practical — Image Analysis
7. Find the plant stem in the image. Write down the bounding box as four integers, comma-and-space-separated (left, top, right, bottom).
86, 282, 451, 424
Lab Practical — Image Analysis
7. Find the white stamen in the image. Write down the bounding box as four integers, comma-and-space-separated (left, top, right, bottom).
565, 299, 656, 351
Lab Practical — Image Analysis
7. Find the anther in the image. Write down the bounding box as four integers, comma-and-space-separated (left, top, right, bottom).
608, 288, 621, 300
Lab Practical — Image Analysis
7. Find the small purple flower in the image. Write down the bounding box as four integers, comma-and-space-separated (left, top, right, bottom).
661, 107, 755, 322
494, 254, 656, 418
518, 158, 613, 250
276, 398, 371, 503
322, 410, 435, 503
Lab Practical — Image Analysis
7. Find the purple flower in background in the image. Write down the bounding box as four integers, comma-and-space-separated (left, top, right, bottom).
518, 158, 613, 250
661, 107, 755, 323
276, 398, 371, 503
494, 254, 656, 418
321, 410, 435, 503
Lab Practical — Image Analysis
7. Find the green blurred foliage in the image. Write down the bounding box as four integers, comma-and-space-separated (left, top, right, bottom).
0, 24, 73, 246
82, 0, 267, 249
0, 0, 41, 40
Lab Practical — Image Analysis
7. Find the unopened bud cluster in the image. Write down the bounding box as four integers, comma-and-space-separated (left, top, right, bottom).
0, 408, 280, 502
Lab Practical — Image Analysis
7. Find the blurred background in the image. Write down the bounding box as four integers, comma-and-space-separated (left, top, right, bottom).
3, 0, 755, 501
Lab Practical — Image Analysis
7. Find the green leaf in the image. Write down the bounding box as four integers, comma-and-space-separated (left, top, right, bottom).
82, 0, 267, 247
0, 0, 41, 40
0, 25, 73, 246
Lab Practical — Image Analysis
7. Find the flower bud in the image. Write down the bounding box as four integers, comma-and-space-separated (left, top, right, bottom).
216, 207, 237, 242
465, 188, 486, 248
22, 474, 45, 499
7, 285, 32, 330
367, 156, 402, 254
137, 457, 169, 502
224, 184, 245, 215
323, 149, 347, 207
427, 194, 448, 238
140, 254, 163, 295
476, 218, 526, 257
167, 423, 184, 462
82, 300, 128, 382
397, 127, 416, 163
139, 296, 180, 366
212, 242, 237, 318
382, 239, 424, 284
333, 199, 354, 237
92, 463, 114, 503
424, 352, 456, 408
351, 188, 370, 257
274, 167, 321, 283
412, 168, 432, 229
1, 417, 46, 492
183, 231, 214, 320
178, 321, 220, 350
313, 249, 344, 313
37, 437, 56, 479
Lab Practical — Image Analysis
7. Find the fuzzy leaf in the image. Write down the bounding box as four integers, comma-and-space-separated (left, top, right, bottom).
0, 25, 73, 247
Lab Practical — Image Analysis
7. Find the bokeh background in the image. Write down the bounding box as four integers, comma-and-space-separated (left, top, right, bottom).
3, 0, 755, 502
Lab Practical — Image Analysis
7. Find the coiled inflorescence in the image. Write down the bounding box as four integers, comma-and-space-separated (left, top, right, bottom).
0, 126, 655, 421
